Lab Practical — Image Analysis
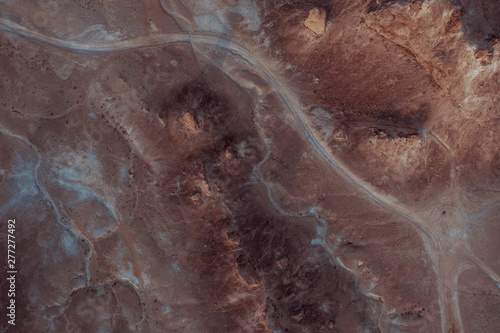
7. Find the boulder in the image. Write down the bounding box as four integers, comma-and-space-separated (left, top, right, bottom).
304, 7, 327, 36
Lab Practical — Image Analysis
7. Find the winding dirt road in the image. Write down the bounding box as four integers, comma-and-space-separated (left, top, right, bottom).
1, 16, 498, 332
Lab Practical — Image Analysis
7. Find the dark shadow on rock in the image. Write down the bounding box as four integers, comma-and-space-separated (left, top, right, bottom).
340, 103, 430, 142
364, 0, 424, 13
451, 0, 500, 51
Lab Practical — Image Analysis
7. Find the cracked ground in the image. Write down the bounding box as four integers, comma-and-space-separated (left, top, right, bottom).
1, 0, 500, 332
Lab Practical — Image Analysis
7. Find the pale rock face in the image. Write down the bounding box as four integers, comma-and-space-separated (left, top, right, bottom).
304, 7, 327, 36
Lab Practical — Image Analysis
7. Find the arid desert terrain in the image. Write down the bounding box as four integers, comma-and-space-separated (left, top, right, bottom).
1, 0, 500, 332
